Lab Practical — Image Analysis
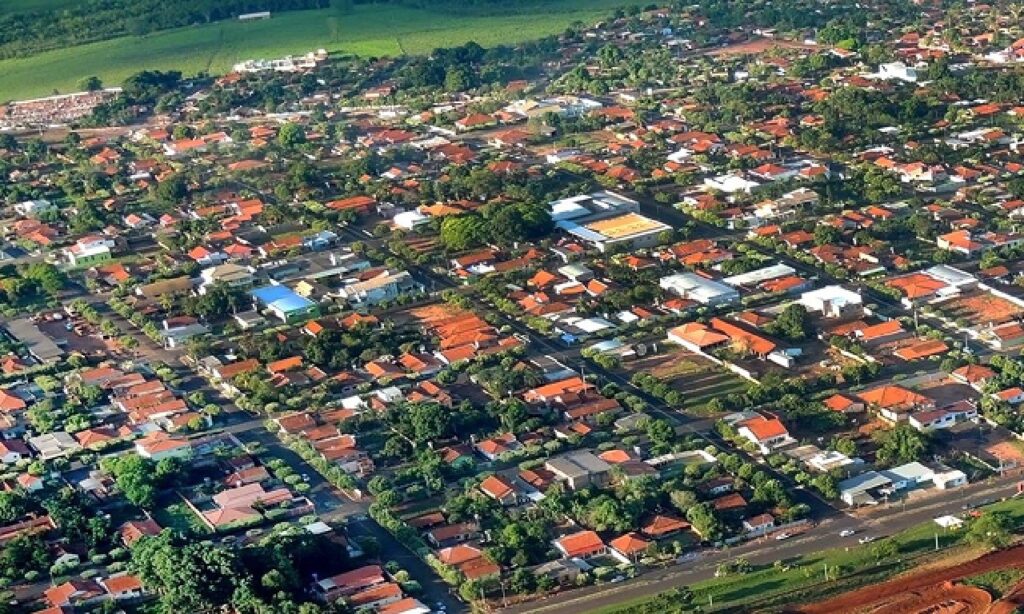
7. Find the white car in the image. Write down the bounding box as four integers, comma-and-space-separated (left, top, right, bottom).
775, 532, 792, 541
858, 536, 876, 544
839, 529, 856, 537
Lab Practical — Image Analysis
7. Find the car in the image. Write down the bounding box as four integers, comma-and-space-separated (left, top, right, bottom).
775, 532, 792, 541
858, 536, 876, 544
839, 529, 856, 537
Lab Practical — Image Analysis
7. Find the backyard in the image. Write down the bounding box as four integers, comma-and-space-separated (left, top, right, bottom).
621, 348, 750, 414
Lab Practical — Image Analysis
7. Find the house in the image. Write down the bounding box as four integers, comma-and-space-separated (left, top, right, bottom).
858, 385, 934, 423
554, 530, 607, 559
134, 432, 191, 461
378, 597, 430, 614
736, 414, 795, 454
348, 582, 404, 610
479, 474, 520, 506
0, 439, 30, 464
316, 565, 387, 602
532, 559, 584, 586
202, 482, 308, 530
28, 432, 81, 459
640, 514, 690, 540
824, 393, 865, 414
666, 322, 730, 353
952, 364, 996, 390
99, 574, 145, 601
65, 237, 114, 267
994, 387, 1024, 405
119, 518, 161, 546
198, 263, 254, 294
545, 451, 613, 490
425, 522, 480, 548
474, 433, 519, 460
337, 271, 421, 306
45, 579, 106, 608
742, 513, 776, 535
609, 532, 652, 559
437, 544, 500, 580
908, 401, 977, 432
13, 199, 54, 217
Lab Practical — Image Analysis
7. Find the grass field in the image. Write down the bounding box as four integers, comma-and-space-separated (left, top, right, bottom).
0, 0, 77, 15
0, 0, 632, 101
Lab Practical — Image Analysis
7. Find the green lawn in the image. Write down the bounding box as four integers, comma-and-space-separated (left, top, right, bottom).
152, 500, 210, 536
600, 497, 1024, 613
0, 0, 633, 101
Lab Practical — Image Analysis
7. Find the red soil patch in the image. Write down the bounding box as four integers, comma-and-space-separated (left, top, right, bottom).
704, 37, 819, 57
871, 582, 991, 614
797, 545, 1024, 614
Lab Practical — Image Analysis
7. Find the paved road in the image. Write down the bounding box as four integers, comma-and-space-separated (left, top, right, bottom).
501, 477, 1024, 614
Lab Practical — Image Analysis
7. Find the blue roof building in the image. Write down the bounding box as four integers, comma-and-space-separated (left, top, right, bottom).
251, 285, 319, 323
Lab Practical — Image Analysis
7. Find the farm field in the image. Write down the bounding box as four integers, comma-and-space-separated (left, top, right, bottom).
0, 0, 631, 101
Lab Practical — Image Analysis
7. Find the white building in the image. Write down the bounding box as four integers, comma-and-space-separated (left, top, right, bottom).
548, 190, 638, 222
704, 173, 762, 194
13, 199, 54, 217
659, 273, 739, 306
336, 271, 420, 305
876, 62, 919, 82
799, 285, 864, 318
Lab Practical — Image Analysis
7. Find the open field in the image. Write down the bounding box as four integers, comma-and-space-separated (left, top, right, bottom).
601, 497, 1024, 614
0, 0, 632, 101
800, 543, 1024, 613
704, 37, 820, 57
621, 348, 749, 413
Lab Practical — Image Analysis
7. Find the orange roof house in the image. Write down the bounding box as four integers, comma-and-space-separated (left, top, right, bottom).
667, 322, 729, 350
479, 475, 518, 505
554, 530, 606, 559
609, 532, 652, 557
887, 273, 947, 301
641, 514, 690, 538
894, 339, 948, 361
736, 414, 793, 453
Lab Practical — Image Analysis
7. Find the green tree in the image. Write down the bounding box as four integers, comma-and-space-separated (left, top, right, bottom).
967, 512, 1014, 550
155, 174, 188, 203
132, 532, 243, 612
101, 455, 159, 509
79, 76, 103, 91
277, 123, 306, 148
869, 539, 898, 561
873, 424, 928, 466
765, 304, 813, 341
